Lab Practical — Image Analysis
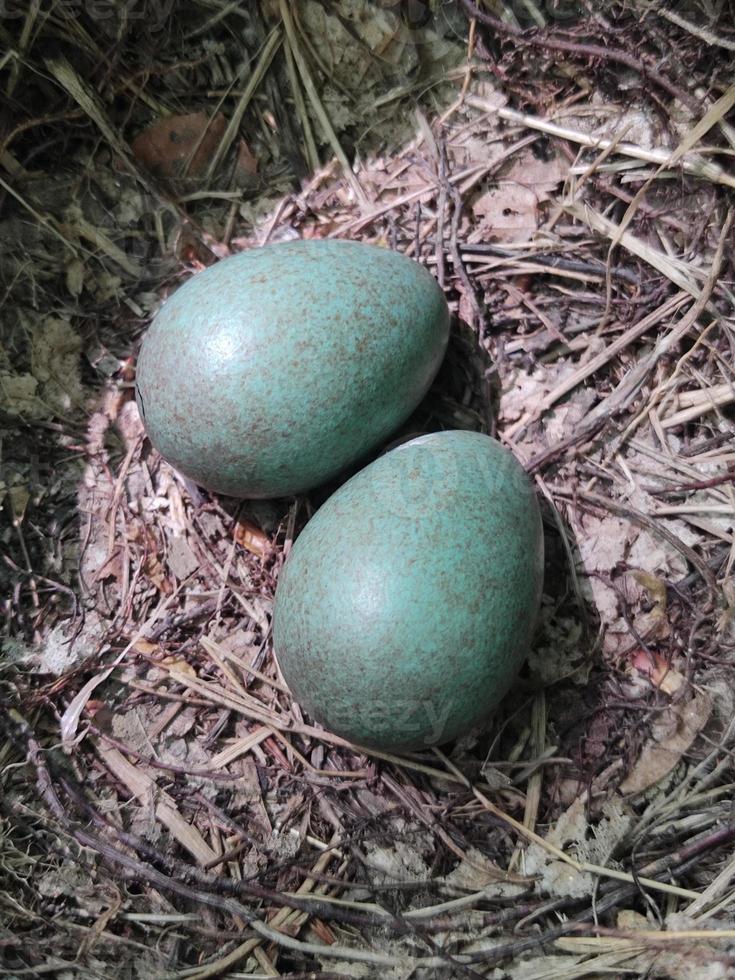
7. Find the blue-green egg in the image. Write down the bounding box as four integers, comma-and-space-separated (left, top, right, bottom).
135, 240, 449, 498
273, 430, 544, 751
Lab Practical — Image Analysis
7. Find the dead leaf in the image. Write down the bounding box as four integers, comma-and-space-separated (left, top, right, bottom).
632, 569, 670, 641
235, 519, 270, 558
620, 692, 712, 795
129, 524, 173, 594
132, 639, 159, 656
631, 650, 685, 696
131, 112, 227, 179
473, 181, 540, 242
168, 533, 199, 581
509, 147, 569, 199
472, 148, 567, 242
94, 547, 124, 585
235, 139, 259, 182
160, 656, 196, 679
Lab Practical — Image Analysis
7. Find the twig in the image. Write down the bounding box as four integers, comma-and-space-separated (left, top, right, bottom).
434, 143, 448, 290
644, 2, 735, 51
662, 385, 735, 429
446, 160, 484, 327
460, 0, 701, 111
465, 96, 735, 188
278, 0, 368, 209
555, 488, 720, 599
458, 242, 640, 284
433, 750, 702, 901
613, 207, 733, 444
645, 468, 735, 497
283, 28, 320, 173
205, 26, 283, 180
507, 292, 689, 441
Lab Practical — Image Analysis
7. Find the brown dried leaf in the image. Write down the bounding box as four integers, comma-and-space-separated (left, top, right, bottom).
473, 182, 539, 243
132, 639, 159, 656
131, 112, 227, 179
129, 524, 173, 594
94, 547, 124, 585
235, 519, 270, 558
631, 569, 670, 641
620, 692, 712, 795
160, 656, 196, 679
631, 650, 685, 696
471, 148, 567, 242
235, 138, 259, 180
167, 534, 199, 581
142, 551, 173, 594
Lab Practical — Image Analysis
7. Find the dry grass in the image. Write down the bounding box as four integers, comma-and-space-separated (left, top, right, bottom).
2, 2, 735, 977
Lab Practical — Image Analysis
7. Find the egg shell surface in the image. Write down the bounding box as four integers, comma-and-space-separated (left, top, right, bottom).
135, 240, 450, 498
273, 430, 544, 751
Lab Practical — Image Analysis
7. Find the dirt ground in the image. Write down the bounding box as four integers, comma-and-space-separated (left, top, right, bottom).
2, 2, 735, 977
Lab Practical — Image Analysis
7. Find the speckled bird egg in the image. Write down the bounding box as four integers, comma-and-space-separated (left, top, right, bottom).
273, 430, 544, 751
135, 240, 449, 498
